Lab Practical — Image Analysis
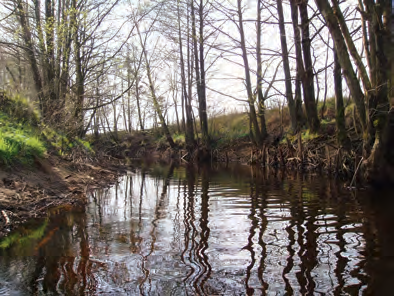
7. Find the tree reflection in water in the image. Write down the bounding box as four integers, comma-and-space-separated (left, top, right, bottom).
1, 164, 394, 295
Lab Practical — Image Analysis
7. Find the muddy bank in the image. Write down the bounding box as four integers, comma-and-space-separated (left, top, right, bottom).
0, 155, 127, 239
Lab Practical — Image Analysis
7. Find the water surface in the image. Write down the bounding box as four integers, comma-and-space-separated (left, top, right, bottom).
1, 164, 394, 295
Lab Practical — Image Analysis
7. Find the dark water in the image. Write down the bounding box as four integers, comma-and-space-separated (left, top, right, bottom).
1, 164, 394, 295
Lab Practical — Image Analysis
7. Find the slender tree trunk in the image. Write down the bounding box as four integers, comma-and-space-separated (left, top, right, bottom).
136, 23, 175, 148
277, 0, 297, 132
16, 0, 44, 112
333, 47, 349, 148
172, 75, 181, 134
72, 0, 84, 135
314, 0, 367, 136
45, 0, 57, 108
299, 0, 320, 132
126, 55, 132, 133
237, 0, 262, 146
256, 0, 267, 141
119, 79, 127, 133
178, 0, 195, 150
181, 86, 186, 132
290, 0, 305, 129
194, 0, 209, 147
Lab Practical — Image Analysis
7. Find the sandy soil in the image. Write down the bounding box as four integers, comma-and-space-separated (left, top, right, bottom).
0, 155, 127, 238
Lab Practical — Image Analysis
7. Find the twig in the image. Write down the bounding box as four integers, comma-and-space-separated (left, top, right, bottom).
1, 210, 10, 225
181, 152, 189, 163
349, 157, 364, 188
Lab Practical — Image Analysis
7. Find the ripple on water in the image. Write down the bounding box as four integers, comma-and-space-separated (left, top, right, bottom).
0, 166, 392, 295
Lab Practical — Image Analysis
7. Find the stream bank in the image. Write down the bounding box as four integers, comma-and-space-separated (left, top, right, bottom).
112, 127, 365, 186
0, 155, 126, 238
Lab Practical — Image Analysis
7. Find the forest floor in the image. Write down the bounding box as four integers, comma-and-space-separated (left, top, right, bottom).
0, 155, 127, 239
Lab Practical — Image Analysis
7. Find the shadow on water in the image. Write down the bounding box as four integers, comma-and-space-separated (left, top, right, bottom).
1, 163, 394, 295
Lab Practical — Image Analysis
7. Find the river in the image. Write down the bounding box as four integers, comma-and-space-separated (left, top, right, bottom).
1, 163, 394, 295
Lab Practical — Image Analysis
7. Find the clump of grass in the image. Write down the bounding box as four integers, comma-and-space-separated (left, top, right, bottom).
0, 112, 46, 166
0, 93, 40, 126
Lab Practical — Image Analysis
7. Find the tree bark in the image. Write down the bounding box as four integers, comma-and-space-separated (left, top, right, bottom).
237, 0, 262, 146
136, 22, 174, 148
290, 0, 305, 129
178, 0, 195, 150
277, 0, 298, 132
299, 0, 320, 132
333, 47, 350, 148
16, 0, 44, 111
315, 0, 367, 135
197, 0, 210, 147
256, 0, 268, 141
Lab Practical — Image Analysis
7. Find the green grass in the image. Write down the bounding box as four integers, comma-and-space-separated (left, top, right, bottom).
0, 112, 46, 166
208, 112, 250, 146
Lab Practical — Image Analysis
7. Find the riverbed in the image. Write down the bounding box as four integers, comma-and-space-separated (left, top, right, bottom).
0, 163, 393, 295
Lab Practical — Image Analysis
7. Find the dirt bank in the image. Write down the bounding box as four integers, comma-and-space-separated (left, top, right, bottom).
0, 155, 127, 239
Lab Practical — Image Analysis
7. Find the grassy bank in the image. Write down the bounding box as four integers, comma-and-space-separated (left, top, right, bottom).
0, 111, 46, 166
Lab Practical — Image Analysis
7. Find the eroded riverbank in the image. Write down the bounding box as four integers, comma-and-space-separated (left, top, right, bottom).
0, 155, 126, 238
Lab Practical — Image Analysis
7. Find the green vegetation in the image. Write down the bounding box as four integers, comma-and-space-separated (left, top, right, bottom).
209, 112, 250, 146
0, 112, 46, 166
0, 220, 48, 250
0, 93, 94, 167
42, 127, 93, 157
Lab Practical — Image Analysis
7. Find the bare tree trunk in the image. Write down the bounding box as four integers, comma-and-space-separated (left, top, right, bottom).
16, 0, 44, 111
172, 73, 181, 134
126, 54, 132, 133
290, 0, 305, 129
277, 0, 297, 132
299, 0, 320, 133
192, 0, 210, 148
256, 0, 267, 141
136, 22, 175, 148
237, 0, 262, 146
314, 0, 367, 135
333, 47, 349, 148
72, 0, 84, 135
178, 0, 195, 150
112, 101, 118, 140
